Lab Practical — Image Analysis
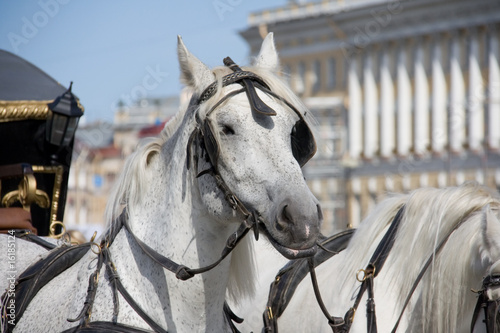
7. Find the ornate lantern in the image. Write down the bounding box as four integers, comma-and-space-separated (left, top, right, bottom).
46, 82, 84, 146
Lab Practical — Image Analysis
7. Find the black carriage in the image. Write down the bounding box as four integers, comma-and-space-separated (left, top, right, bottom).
0, 49, 83, 237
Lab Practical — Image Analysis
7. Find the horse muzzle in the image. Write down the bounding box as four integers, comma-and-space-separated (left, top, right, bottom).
259, 201, 322, 259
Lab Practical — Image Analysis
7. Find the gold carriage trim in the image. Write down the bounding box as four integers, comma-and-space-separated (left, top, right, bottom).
0, 164, 65, 238
32, 165, 65, 238
0, 99, 85, 122
0, 100, 51, 122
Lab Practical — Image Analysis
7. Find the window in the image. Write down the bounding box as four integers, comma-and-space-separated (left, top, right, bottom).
294, 61, 306, 94
327, 57, 336, 89
312, 60, 322, 93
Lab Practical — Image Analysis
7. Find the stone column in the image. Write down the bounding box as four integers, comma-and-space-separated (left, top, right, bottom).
468, 28, 484, 152
449, 32, 466, 153
397, 43, 412, 156
414, 38, 429, 155
363, 51, 378, 159
431, 35, 447, 154
380, 45, 395, 158
348, 55, 363, 160
488, 25, 500, 150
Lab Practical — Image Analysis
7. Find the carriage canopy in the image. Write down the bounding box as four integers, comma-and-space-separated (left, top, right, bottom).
0, 49, 84, 236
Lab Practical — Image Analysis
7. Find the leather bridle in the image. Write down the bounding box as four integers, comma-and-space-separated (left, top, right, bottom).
188, 57, 316, 176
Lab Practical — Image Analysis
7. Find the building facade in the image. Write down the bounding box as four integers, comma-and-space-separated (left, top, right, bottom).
240, 0, 500, 232
65, 96, 179, 229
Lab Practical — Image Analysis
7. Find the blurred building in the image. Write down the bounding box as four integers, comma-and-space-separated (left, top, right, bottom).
240, 0, 500, 232
65, 96, 178, 228
114, 96, 179, 155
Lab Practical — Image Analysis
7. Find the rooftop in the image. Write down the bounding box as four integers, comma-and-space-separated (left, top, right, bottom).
247, 0, 387, 27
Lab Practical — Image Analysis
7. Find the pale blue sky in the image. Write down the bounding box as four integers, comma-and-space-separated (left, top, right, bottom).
0, 1, 287, 122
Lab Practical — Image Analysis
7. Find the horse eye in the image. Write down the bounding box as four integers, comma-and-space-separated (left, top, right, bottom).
222, 125, 235, 135
291, 125, 297, 137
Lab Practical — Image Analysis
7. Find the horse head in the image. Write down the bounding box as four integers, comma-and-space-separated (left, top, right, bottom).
178, 33, 322, 259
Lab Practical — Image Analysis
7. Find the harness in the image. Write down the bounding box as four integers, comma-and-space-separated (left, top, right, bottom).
1, 57, 317, 333
471, 275, 500, 332
263, 229, 355, 332
263, 205, 500, 333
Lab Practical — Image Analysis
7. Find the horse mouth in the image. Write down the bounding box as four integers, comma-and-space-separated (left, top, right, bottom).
258, 223, 317, 259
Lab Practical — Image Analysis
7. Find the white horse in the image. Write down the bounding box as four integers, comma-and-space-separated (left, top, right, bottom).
236, 182, 500, 332
0, 33, 323, 332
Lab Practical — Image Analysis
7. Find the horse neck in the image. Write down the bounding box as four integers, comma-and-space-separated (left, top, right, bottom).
108, 116, 234, 331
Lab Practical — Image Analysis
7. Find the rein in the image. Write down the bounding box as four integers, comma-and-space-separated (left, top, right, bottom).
121, 208, 255, 281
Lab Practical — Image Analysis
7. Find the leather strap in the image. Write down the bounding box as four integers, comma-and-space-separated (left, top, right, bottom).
391, 207, 480, 333
224, 302, 244, 333
471, 275, 500, 333
1, 243, 90, 333
121, 212, 254, 281
60, 321, 153, 332
304, 205, 405, 333
197, 70, 270, 105
67, 249, 105, 326
263, 230, 355, 333
15, 229, 57, 250
112, 267, 168, 333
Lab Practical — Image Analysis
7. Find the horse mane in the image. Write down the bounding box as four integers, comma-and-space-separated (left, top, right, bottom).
340, 182, 500, 331
104, 90, 189, 230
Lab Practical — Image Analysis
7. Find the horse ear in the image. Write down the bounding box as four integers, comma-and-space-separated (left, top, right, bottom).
254, 32, 279, 72
177, 36, 214, 90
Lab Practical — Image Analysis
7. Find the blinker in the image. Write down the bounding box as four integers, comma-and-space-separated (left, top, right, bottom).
292, 119, 317, 167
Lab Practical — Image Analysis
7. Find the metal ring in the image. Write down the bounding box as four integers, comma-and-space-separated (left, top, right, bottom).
356, 267, 375, 282
356, 269, 367, 282
90, 242, 101, 255
90, 231, 98, 243
49, 221, 66, 239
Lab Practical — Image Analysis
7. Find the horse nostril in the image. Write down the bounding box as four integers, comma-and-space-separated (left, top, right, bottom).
283, 204, 294, 222
317, 204, 323, 221
276, 204, 293, 231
